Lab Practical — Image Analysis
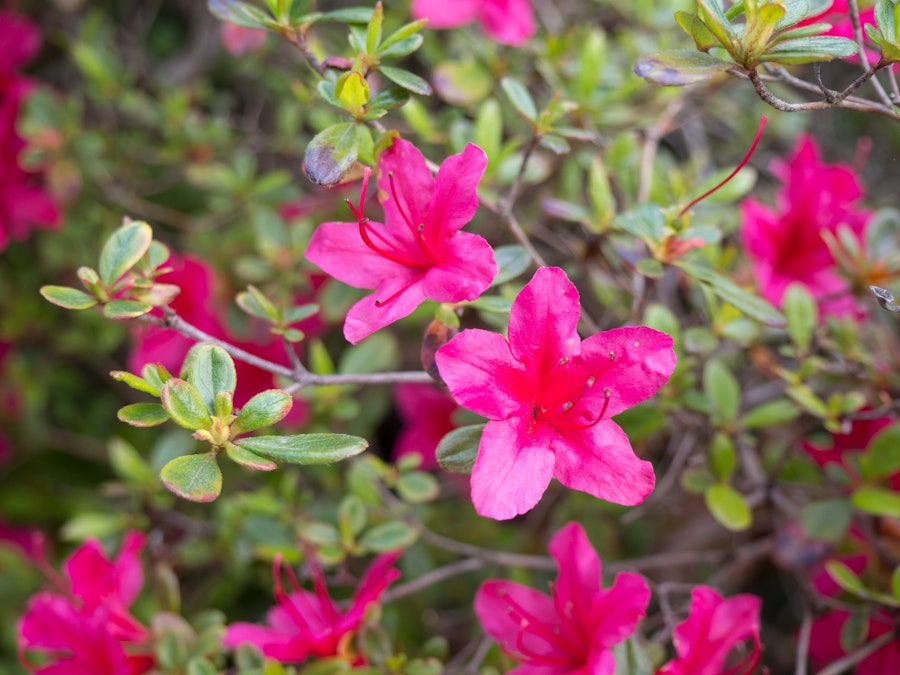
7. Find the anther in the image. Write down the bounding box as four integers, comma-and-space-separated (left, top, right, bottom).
609, 351, 615, 361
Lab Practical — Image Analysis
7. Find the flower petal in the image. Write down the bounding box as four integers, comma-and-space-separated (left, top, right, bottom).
551, 421, 655, 506
411, 0, 482, 28
378, 139, 435, 236
342, 272, 427, 344
508, 267, 582, 376
548, 523, 601, 623
424, 143, 487, 239
422, 231, 496, 302
306, 220, 409, 289
470, 419, 555, 520
589, 572, 651, 648
436, 329, 526, 420
479, 0, 536, 46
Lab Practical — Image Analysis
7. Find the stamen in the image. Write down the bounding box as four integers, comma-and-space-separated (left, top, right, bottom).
499, 590, 584, 659
307, 554, 341, 625
677, 115, 768, 219
609, 351, 615, 361
358, 220, 431, 269
272, 555, 312, 631
720, 633, 761, 675
375, 275, 424, 307
387, 172, 419, 238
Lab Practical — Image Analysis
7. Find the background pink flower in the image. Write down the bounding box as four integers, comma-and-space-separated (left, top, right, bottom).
221, 23, 267, 56
411, 0, 535, 46
393, 383, 458, 470
801, 415, 900, 490
476, 522, 650, 674
739, 135, 870, 318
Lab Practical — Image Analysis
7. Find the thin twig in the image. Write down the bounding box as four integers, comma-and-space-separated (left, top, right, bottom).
418, 528, 556, 570
796, 608, 813, 675
847, 0, 894, 107
381, 557, 484, 604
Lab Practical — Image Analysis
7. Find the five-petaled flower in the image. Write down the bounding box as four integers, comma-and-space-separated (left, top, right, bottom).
411, 0, 535, 46
657, 586, 761, 675
476, 521, 650, 674
17, 531, 154, 675
224, 552, 401, 663
435, 266, 675, 520
739, 135, 871, 319
305, 138, 497, 345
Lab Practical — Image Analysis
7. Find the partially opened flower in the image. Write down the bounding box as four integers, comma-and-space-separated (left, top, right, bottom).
224, 552, 401, 663
411, 0, 535, 46
18, 532, 154, 675
435, 266, 675, 520
476, 522, 650, 674
305, 139, 496, 344
739, 136, 871, 318
657, 586, 761, 675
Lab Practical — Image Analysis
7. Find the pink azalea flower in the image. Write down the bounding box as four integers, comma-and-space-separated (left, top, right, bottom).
393, 383, 458, 470
129, 254, 317, 427
739, 135, 870, 318
0, 10, 61, 252
220, 23, 267, 56
475, 522, 650, 674
801, 415, 900, 489
18, 532, 154, 675
305, 139, 497, 345
657, 586, 761, 675
224, 552, 401, 663
411, 0, 536, 46
435, 266, 675, 520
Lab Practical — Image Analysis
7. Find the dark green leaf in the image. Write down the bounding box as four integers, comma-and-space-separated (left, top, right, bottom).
118, 403, 168, 427
614, 204, 666, 242
236, 285, 280, 322
365, 87, 411, 118
634, 50, 733, 85
784, 284, 817, 352
303, 123, 360, 187
678, 261, 786, 327
862, 422, 900, 479
358, 521, 418, 552
225, 442, 277, 471
704, 483, 752, 531
236, 433, 368, 464
207, 0, 272, 29
397, 471, 440, 503
312, 7, 373, 24
40, 286, 97, 310
762, 36, 857, 62
232, 389, 294, 435
501, 77, 538, 121
710, 432, 737, 480
379, 66, 432, 96
491, 245, 531, 286
436, 424, 484, 474
378, 19, 427, 54
103, 300, 153, 319
99, 220, 153, 286
799, 499, 852, 542
184, 345, 237, 414
160, 379, 211, 431
378, 32, 424, 58
703, 360, 741, 423
160, 453, 223, 502
742, 398, 800, 428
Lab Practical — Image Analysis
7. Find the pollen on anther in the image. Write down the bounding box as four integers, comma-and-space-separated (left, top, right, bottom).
609, 351, 616, 361
634, 341, 640, 347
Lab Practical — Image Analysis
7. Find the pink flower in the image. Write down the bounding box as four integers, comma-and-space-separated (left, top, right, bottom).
393, 383, 458, 470
740, 135, 870, 318
411, 0, 536, 46
305, 139, 496, 345
221, 23, 267, 56
657, 586, 761, 675
0, 11, 61, 252
18, 532, 154, 675
435, 267, 675, 520
475, 522, 650, 674
224, 552, 401, 663
129, 254, 316, 427
801, 415, 900, 490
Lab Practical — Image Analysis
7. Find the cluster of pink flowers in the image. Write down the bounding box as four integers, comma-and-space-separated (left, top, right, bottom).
740, 135, 871, 319
476, 522, 761, 674
0, 10, 61, 252
17, 532, 154, 674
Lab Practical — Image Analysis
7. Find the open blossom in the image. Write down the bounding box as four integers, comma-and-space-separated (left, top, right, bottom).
476, 522, 650, 674
739, 136, 870, 318
657, 586, 761, 675
18, 532, 154, 675
435, 267, 675, 520
0, 10, 61, 252
305, 138, 496, 344
224, 553, 400, 663
412, 0, 535, 46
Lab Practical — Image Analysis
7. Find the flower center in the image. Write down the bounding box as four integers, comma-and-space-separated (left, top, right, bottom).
530, 353, 616, 430
497, 588, 586, 667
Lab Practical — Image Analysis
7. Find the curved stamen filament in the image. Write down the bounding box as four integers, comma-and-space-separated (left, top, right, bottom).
388, 171, 435, 261
500, 590, 584, 659
272, 555, 312, 632
358, 219, 431, 270
549, 388, 612, 430
720, 633, 761, 675
375, 274, 423, 307
512, 631, 583, 667
307, 554, 341, 625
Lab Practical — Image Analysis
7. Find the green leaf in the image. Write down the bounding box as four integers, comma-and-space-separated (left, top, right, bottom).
339, 494, 368, 537
875, 0, 898, 42
110, 370, 161, 396
236, 433, 368, 464
339, 331, 399, 375
207, 0, 272, 29
142, 364, 172, 393
365, 87, 412, 118
633, 50, 733, 86
636, 259, 664, 279
709, 432, 737, 480
378, 19, 427, 55
703, 360, 741, 423
99, 220, 153, 286
160, 379, 211, 431
614, 204, 666, 242
358, 521, 418, 552
103, 300, 153, 319
704, 483, 752, 531
799, 499, 852, 542
675, 10, 718, 50
861, 422, 900, 479
741, 398, 800, 428
225, 442, 277, 471
40, 286, 97, 310
436, 424, 484, 474
118, 403, 169, 427
678, 261, 786, 327
312, 7, 373, 24
826, 559, 869, 596
184, 345, 237, 414
501, 77, 538, 122
491, 245, 531, 287
762, 36, 858, 63
379, 66, 432, 96
852, 485, 900, 517
335, 71, 370, 112
303, 123, 360, 187
232, 389, 294, 435
283, 303, 320, 324
469, 296, 513, 314
365, 0, 382, 53
109, 437, 156, 485
160, 453, 223, 502
892, 565, 900, 601
236, 285, 280, 322
397, 471, 440, 503
783, 283, 818, 352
